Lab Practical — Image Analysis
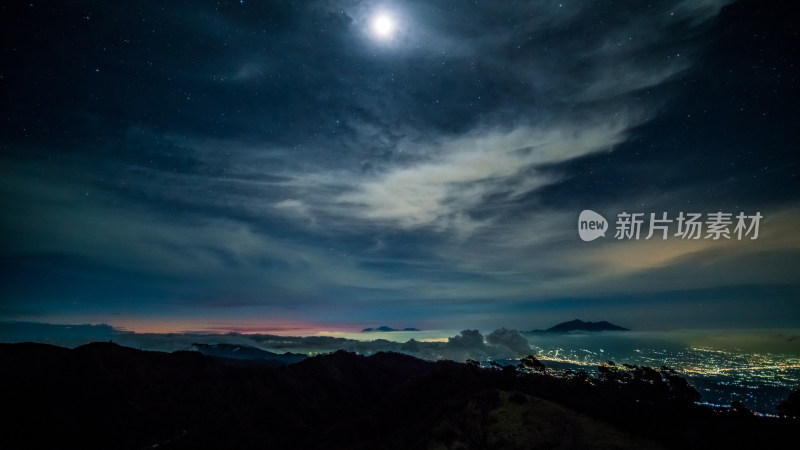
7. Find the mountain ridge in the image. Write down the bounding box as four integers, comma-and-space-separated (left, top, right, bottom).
362, 325, 421, 332
0, 341, 794, 449
526, 319, 629, 333
191, 342, 308, 365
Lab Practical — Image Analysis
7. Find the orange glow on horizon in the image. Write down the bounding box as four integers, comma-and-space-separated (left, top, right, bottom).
96, 317, 359, 336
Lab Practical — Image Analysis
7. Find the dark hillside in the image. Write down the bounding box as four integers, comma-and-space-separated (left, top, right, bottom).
0, 342, 796, 449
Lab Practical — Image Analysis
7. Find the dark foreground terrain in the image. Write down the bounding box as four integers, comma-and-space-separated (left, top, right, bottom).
0, 342, 796, 449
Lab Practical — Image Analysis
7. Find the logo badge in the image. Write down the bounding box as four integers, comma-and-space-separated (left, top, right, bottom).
578, 210, 608, 241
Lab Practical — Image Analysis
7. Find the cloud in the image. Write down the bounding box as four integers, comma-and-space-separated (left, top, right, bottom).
333, 117, 636, 233
273, 199, 313, 222
0, 322, 541, 362
4, 0, 795, 331
487, 328, 533, 355
267, 0, 737, 238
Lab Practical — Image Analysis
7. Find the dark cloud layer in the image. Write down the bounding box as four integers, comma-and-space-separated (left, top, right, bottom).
1, 0, 798, 331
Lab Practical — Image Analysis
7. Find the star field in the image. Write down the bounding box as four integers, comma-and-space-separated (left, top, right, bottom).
0, 0, 798, 333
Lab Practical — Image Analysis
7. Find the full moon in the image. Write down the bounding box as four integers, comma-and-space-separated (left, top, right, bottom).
371, 14, 396, 39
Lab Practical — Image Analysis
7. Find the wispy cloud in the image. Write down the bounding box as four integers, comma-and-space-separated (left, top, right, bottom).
3, 0, 795, 331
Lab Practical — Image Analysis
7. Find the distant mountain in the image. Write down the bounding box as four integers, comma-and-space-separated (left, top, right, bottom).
527, 319, 629, 333
362, 326, 420, 332
192, 343, 307, 365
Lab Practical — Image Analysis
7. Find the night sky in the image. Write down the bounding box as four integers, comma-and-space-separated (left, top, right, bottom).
1, 0, 798, 334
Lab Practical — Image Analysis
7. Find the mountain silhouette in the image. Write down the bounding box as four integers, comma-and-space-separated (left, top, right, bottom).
528, 319, 629, 333
192, 342, 307, 365
1, 341, 795, 449
362, 325, 421, 332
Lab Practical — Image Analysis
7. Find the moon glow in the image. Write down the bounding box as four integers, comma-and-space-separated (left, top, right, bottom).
371, 14, 396, 39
